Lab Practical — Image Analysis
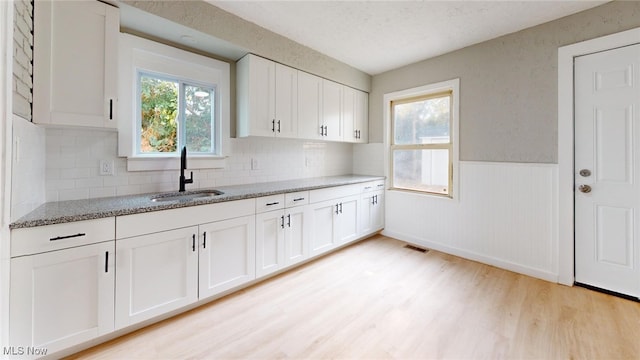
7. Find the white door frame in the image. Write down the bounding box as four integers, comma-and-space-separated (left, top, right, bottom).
558, 27, 640, 285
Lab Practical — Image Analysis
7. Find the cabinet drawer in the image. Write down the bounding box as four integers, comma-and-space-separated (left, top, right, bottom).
362, 180, 385, 193
256, 194, 285, 213
116, 199, 255, 239
309, 184, 360, 204
11, 217, 115, 257
285, 191, 309, 207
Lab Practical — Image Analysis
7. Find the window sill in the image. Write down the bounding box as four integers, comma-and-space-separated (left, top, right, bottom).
127, 156, 227, 172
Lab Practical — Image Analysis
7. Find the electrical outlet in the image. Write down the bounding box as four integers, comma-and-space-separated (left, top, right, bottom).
251, 158, 259, 170
99, 160, 115, 176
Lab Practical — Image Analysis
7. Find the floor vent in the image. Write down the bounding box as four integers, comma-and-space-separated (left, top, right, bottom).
404, 244, 429, 253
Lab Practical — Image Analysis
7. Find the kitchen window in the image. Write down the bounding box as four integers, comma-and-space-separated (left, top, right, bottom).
387, 79, 459, 198
118, 33, 230, 171
137, 72, 216, 156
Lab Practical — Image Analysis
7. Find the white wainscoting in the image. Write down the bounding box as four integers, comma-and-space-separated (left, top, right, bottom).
384, 161, 558, 282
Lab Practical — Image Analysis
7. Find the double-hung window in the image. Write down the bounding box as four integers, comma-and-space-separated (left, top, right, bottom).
389, 79, 459, 197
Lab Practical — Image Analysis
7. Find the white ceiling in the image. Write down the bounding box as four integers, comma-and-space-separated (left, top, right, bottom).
209, 0, 608, 75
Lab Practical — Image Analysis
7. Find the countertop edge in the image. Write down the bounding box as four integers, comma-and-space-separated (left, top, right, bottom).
10, 175, 385, 230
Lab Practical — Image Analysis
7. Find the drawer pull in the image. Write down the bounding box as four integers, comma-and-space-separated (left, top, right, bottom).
293, 197, 305, 202
50, 233, 86, 241
266, 202, 280, 206
364, 186, 372, 190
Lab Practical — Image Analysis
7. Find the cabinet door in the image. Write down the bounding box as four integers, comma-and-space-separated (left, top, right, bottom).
298, 71, 323, 140
371, 192, 385, 231
284, 206, 310, 266
309, 200, 338, 256
355, 90, 369, 143
199, 215, 256, 298
322, 79, 343, 141
255, 209, 285, 278
360, 191, 384, 236
115, 227, 198, 329
10, 242, 115, 354
33, 1, 118, 128
360, 193, 374, 235
242, 55, 276, 137
336, 195, 360, 245
275, 64, 298, 138
343, 86, 357, 143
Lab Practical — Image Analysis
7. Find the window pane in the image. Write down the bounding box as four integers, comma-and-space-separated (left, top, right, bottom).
393, 149, 449, 195
393, 95, 450, 145
184, 85, 214, 153
139, 75, 178, 153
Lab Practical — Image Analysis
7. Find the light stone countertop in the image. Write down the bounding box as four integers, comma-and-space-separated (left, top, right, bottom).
10, 175, 385, 229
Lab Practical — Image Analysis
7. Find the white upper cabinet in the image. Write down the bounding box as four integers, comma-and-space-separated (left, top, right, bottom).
237, 54, 298, 138
297, 71, 323, 140
33, 1, 118, 128
321, 79, 343, 141
342, 86, 369, 143
237, 54, 368, 143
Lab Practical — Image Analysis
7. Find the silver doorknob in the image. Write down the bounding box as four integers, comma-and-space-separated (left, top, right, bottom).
579, 169, 591, 177
578, 184, 592, 193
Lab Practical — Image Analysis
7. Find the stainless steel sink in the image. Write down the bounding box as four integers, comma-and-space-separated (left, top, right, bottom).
150, 190, 224, 202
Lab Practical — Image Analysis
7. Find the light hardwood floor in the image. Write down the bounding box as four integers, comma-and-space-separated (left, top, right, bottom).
68, 235, 640, 359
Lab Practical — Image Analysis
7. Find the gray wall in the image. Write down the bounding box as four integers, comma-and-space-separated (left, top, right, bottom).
370, 1, 640, 163
122, 0, 371, 92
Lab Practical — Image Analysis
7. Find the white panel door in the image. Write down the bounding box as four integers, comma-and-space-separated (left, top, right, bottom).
248, 55, 276, 137
343, 86, 357, 142
575, 44, 640, 298
199, 215, 256, 298
284, 206, 310, 266
33, 1, 118, 128
336, 195, 360, 245
275, 64, 298, 138
298, 71, 323, 139
309, 200, 337, 256
115, 226, 198, 329
322, 79, 343, 141
255, 209, 285, 278
10, 242, 115, 354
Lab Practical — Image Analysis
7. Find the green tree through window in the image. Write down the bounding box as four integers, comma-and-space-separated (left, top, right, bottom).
139, 73, 215, 155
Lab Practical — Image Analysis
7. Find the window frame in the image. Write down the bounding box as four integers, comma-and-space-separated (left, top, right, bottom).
118, 33, 230, 171
135, 71, 218, 157
384, 79, 460, 200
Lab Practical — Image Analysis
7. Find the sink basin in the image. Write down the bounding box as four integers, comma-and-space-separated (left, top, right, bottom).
150, 190, 224, 202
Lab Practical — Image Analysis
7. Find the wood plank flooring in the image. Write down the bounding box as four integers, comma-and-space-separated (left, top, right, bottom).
68, 235, 640, 359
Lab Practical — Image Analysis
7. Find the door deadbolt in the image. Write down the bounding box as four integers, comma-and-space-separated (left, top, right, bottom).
579, 169, 591, 177
578, 184, 592, 193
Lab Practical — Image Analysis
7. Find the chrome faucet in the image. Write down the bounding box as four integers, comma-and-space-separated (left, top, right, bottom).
179, 146, 193, 192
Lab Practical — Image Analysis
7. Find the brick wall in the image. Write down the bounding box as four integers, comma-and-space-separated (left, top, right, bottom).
13, 0, 33, 121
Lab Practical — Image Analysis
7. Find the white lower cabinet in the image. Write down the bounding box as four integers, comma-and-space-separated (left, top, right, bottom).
336, 195, 360, 245
308, 194, 360, 256
309, 199, 339, 256
255, 193, 310, 278
199, 215, 256, 298
283, 205, 309, 266
7, 180, 384, 358
9, 219, 116, 357
115, 226, 198, 329
360, 190, 385, 235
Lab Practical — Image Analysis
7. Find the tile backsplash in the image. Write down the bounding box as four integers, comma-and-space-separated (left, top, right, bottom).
45, 128, 354, 202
